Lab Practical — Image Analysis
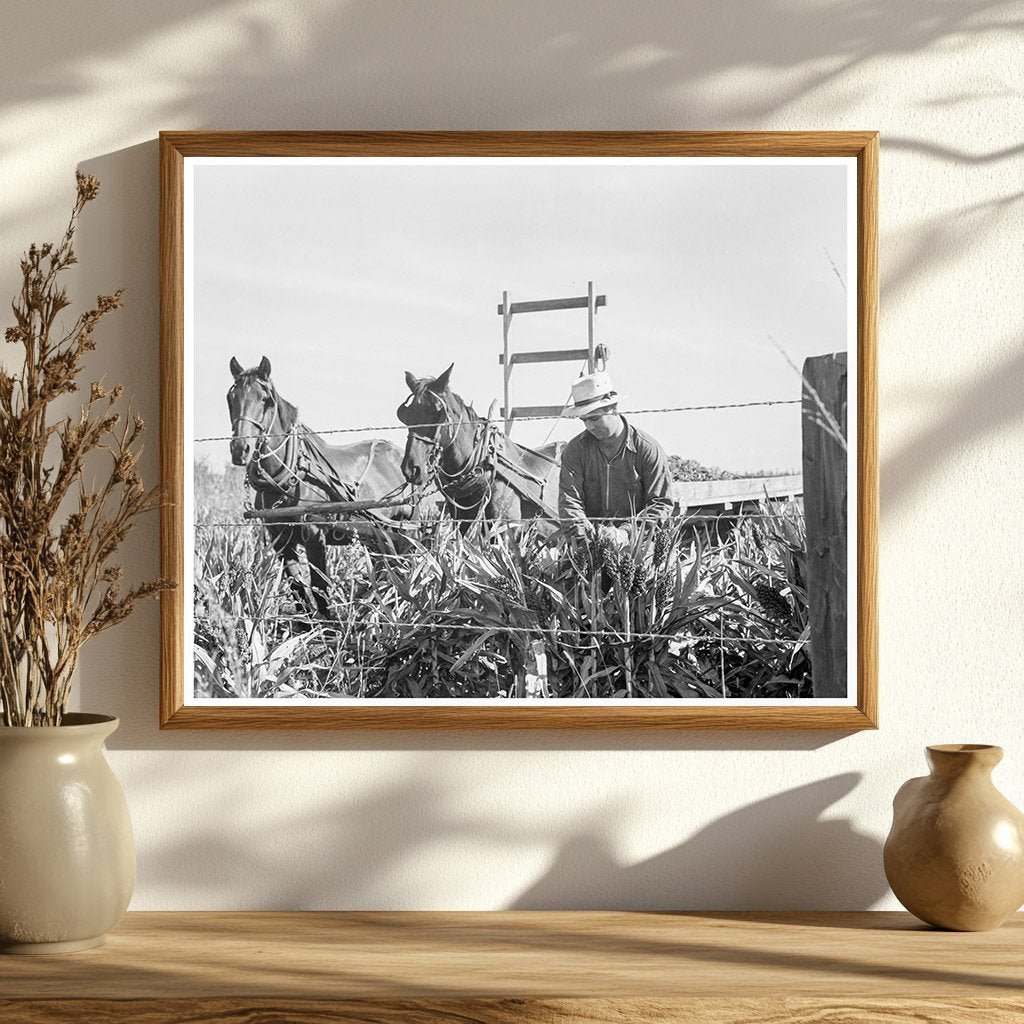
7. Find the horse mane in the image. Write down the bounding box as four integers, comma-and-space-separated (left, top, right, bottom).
274, 390, 299, 432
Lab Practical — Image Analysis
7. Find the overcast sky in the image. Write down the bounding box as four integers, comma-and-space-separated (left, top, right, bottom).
191, 157, 852, 475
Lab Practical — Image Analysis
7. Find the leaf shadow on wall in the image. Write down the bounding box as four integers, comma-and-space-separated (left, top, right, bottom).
127, 754, 885, 912
511, 773, 886, 910
882, 336, 1024, 511
1, 0, 1019, 248
4, 0, 1014, 125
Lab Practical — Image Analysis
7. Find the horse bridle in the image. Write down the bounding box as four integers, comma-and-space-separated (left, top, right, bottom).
400, 389, 464, 445
231, 381, 303, 497
399, 390, 492, 504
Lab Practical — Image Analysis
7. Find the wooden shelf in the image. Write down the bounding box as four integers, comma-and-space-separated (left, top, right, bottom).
1, 911, 1022, 1022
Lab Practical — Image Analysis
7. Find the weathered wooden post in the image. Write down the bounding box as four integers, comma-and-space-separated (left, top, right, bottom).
802, 353, 848, 698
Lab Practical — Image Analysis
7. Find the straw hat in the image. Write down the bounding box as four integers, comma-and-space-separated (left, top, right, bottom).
562, 371, 626, 418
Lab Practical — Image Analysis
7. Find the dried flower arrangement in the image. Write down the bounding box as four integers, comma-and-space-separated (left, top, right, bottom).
0, 173, 171, 726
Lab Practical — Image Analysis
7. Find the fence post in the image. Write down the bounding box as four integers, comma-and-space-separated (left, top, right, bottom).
802, 353, 848, 698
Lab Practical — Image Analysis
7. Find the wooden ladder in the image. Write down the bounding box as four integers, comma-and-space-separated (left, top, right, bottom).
497, 281, 608, 436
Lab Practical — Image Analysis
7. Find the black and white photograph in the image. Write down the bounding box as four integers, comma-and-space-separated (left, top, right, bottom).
178, 143, 865, 713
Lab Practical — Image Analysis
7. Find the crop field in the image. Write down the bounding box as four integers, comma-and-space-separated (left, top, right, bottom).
193, 463, 812, 700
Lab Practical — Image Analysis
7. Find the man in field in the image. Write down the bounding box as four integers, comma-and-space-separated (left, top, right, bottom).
557, 370, 674, 541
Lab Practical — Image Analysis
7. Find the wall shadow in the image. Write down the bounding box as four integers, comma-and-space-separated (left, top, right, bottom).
883, 137, 1024, 165
883, 193, 1024, 308
4, 0, 1016, 136
2, 0, 1019, 250
128, 760, 887, 911
511, 773, 886, 910
881, 337, 1024, 510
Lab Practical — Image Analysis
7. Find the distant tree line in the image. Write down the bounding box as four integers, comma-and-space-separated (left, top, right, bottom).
668, 456, 794, 482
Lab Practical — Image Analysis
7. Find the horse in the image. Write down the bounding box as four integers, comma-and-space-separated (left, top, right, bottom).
227, 356, 411, 621
397, 362, 562, 527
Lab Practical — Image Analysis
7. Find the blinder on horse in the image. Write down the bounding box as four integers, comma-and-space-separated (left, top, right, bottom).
396, 390, 456, 439
397, 387, 473, 481
395, 393, 437, 437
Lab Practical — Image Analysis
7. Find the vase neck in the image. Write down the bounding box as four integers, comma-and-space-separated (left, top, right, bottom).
926, 743, 1002, 779
0, 714, 119, 749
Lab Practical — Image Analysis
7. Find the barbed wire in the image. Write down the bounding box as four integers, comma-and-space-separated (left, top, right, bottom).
194, 613, 806, 647
201, 664, 799, 695
193, 507, 803, 531
193, 398, 802, 444
193, 544, 760, 565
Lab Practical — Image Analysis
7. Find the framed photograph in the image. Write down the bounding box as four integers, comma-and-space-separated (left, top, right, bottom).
160, 131, 877, 729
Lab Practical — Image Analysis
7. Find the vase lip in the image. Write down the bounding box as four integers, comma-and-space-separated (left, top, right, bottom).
927, 743, 1001, 754
0, 712, 119, 733
926, 743, 1003, 771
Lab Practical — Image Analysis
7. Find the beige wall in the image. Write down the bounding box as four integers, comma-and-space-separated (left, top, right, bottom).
2, 0, 1021, 909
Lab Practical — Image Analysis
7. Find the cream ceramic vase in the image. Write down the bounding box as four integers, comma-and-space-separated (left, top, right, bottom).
0, 713, 135, 953
884, 744, 1024, 931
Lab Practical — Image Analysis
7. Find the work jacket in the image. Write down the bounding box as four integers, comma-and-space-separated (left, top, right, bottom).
558, 417, 674, 533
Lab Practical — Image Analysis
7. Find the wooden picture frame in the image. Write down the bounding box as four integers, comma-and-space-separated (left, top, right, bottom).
160, 131, 877, 730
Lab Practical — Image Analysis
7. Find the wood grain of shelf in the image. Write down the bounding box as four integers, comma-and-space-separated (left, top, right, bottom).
1, 911, 1022, 1022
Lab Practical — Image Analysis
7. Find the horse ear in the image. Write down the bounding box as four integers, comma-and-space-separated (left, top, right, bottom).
257, 356, 271, 380
404, 370, 420, 392
430, 362, 454, 392
230, 356, 243, 378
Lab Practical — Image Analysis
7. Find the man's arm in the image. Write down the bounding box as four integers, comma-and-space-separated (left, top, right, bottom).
637, 437, 674, 520
558, 440, 592, 539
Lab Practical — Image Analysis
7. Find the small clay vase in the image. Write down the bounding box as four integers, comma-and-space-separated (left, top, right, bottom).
884, 744, 1024, 930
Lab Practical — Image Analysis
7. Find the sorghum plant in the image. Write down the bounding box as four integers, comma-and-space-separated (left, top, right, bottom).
0, 174, 171, 726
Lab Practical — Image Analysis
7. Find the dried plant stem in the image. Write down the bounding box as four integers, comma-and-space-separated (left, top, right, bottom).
0, 174, 172, 726
822, 246, 848, 296
766, 334, 848, 454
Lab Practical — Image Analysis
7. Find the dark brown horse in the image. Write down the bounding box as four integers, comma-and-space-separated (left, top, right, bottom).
397, 363, 561, 526
228, 356, 411, 620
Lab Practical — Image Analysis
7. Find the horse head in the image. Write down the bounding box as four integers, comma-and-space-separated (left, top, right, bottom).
396, 362, 459, 486
226, 355, 278, 466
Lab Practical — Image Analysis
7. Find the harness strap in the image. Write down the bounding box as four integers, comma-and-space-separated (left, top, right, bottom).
494, 455, 559, 519
248, 423, 304, 501
240, 388, 415, 524
496, 450, 551, 489
409, 391, 560, 520
299, 431, 357, 502
345, 439, 409, 523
